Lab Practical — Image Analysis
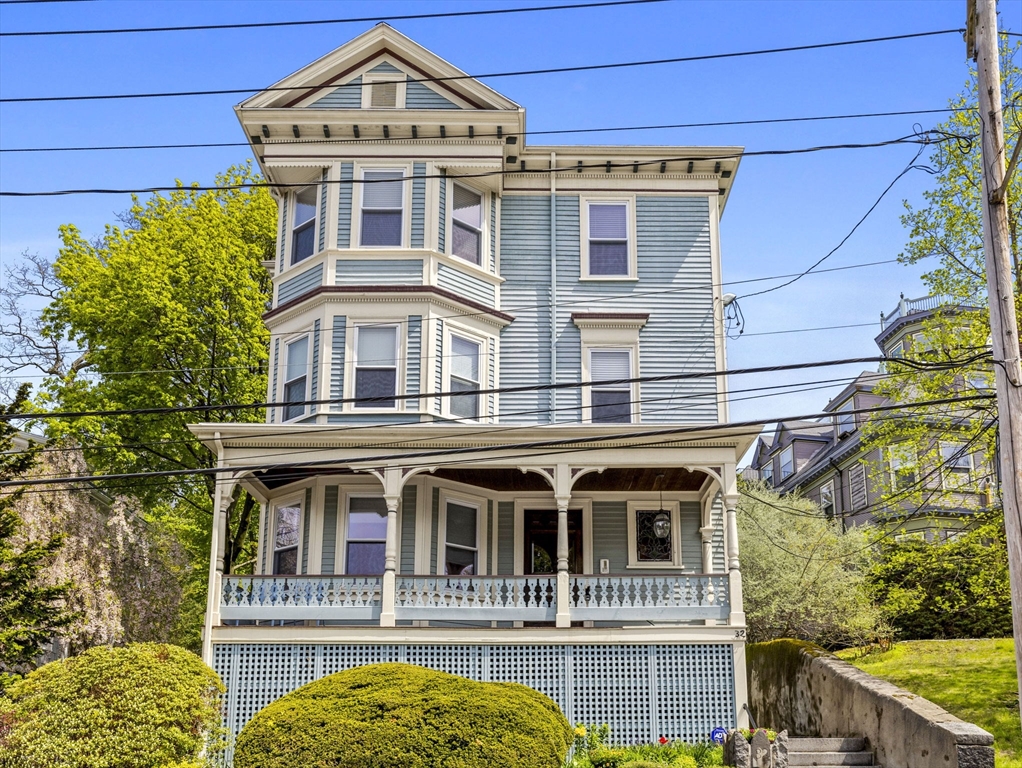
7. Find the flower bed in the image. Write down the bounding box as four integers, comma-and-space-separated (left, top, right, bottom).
562, 724, 724, 768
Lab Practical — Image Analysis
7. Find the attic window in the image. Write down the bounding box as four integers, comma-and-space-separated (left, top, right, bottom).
362, 74, 405, 109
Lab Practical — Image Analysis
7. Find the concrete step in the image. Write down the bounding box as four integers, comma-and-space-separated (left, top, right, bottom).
789, 737, 867, 752
789, 752, 874, 766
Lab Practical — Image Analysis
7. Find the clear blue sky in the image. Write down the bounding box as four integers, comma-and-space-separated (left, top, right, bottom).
1, 0, 1018, 447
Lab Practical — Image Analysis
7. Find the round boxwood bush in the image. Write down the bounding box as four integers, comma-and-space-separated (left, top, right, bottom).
234, 662, 572, 768
0, 643, 224, 768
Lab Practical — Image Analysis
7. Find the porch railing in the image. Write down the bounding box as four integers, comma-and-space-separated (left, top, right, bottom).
221, 575, 382, 621
568, 574, 729, 621
394, 575, 556, 621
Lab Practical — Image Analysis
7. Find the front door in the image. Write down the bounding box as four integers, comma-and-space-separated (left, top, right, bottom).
523, 509, 583, 575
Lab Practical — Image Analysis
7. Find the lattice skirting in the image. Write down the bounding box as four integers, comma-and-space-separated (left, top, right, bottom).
212, 642, 736, 748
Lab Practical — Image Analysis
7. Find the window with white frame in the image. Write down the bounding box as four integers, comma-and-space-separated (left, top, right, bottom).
449, 334, 481, 420
354, 325, 399, 408
779, 445, 794, 479
584, 201, 632, 278
360, 170, 404, 247
283, 336, 309, 421
626, 501, 681, 567
589, 348, 633, 423
889, 446, 917, 491
761, 460, 774, 485
941, 442, 974, 488
271, 501, 301, 575
835, 400, 855, 435
345, 496, 388, 574
820, 480, 835, 517
452, 184, 483, 265
291, 186, 318, 265
444, 501, 478, 575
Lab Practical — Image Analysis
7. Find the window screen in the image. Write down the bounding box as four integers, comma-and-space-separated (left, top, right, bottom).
588, 203, 628, 276
452, 185, 483, 264
361, 170, 403, 246
284, 336, 309, 421
291, 186, 318, 264
355, 326, 398, 408
590, 349, 632, 423
449, 335, 480, 420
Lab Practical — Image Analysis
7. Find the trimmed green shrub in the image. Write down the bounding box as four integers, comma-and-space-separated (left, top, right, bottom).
590, 749, 626, 768
234, 662, 572, 768
0, 643, 224, 768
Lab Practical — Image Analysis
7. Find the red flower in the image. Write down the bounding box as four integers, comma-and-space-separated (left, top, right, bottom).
658, 736, 669, 745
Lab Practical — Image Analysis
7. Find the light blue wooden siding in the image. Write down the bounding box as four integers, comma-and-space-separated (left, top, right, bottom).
318, 173, 328, 251
411, 163, 426, 248
545, 195, 716, 425
406, 316, 422, 410
437, 172, 447, 253
489, 192, 497, 271
405, 79, 461, 109
433, 319, 444, 412
487, 338, 495, 418
300, 487, 313, 574
679, 501, 701, 572
498, 196, 552, 423
309, 76, 362, 108
335, 259, 422, 285
400, 485, 417, 574
436, 264, 495, 306
497, 501, 514, 575
270, 339, 280, 423
278, 195, 287, 271
370, 62, 403, 74
592, 501, 628, 572
711, 497, 725, 572
430, 486, 440, 574
321, 486, 338, 573
309, 320, 321, 413
277, 263, 323, 306
325, 413, 421, 425
337, 163, 353, 248
330, 316, 346, 405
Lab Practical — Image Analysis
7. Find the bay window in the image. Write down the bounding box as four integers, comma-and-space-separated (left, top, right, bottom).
283, 336, 309, 421
360, 170, 403, 246
444, 501, 478, 576
345, 497, 388, 574
291, 186, 318, 265
354, 325, 399, 408
272, 501, 301, 575
449, 334, 481, 420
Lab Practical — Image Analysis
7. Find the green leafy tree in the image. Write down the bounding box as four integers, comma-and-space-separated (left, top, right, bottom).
860, 38, 1019, 517
1, 163, 277, 648
0, 385, 74, 683
738, 482, 888, 648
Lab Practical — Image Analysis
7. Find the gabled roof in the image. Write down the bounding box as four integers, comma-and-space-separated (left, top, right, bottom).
239, 24, 521, 112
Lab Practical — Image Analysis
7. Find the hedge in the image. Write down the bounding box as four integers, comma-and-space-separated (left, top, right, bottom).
0, 643, 224, 768
233, 662, 572, 768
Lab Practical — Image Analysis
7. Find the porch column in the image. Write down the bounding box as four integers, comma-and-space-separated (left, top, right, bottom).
723, 493, 746, 626
554, 464, 572, 628
201, 440, 230, 665
379, 468, 402, 627
699, 526, 715, 573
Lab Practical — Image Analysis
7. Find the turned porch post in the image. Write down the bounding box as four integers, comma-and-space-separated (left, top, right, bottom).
379, 467, 402, 627
554, 464, 572, 628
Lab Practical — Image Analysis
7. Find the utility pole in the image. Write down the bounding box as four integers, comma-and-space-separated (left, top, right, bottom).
967, 0, 1022, 710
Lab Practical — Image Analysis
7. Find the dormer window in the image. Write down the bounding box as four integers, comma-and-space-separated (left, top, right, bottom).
761, 462, 773, 485
291, 186, 318, 265
362, 74, 406, 109
360, 170, 404, 247
836, 400, 855, 435
779, 445, 794, 479
452, 184, 483, 265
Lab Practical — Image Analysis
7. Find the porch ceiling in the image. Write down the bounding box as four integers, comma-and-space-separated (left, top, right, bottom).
432, 466, 709, 492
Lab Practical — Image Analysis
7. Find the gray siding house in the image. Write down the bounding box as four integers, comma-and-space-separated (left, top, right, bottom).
193, 24, 754, 747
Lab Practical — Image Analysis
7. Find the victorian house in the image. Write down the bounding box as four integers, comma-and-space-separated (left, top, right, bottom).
193, 24, 753, 748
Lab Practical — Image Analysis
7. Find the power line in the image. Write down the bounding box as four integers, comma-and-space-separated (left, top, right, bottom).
0, 130, 967, 197
0, 393, 995, 489
0, 29, 963, 104
738, 322, 878, 338
0, 107, 972, 154
0, 0, 665, 37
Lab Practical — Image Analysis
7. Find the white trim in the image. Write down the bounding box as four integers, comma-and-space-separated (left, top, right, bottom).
581, 344, 640, 424
778, 445, 794, 480
626, 500, 683, 569
285, 178, 325, 271
352, 163, 413, 250
579, 195, 638, 280
438, 488, 489, 576
347, 321, 404, 413
940, 441, 975, 489
819, 479, 836, 517
360, 72, 407, 109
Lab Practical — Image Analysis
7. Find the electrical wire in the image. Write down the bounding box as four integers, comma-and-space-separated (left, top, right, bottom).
0, 29, 963, 104
0, 0, 666, 37
0, 107, 974, 154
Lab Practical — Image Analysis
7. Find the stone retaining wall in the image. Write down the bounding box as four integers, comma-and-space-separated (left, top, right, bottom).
746, 640, 994, 768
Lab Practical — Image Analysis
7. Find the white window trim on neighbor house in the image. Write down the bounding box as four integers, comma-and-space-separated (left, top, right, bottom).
281, 331, 313, 423
579, 195, 638, 281
352, 163, 412, 249
437, 489, 489, 576
888, 446, 918, 492
835, 399, 856, 435
287, 181, 322, 269
269, 493, 304, 575
778, 445, 794, 479
347, 321, 404, 412
361, 72, 407, 109
625, 500, 683, 569
819, 479, 836, 517
442, 325, 488, 422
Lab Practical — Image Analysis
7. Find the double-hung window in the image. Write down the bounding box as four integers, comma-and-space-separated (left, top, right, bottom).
283, 336, 309, 421
589, 348, 632, 423
354, 326, 398, 408
889, 447, 917, 491
449, 335, 481, 420
941, 442, 974, 488
585, 202, 630, 277
779, 445, 794, 479
836, 400, 855, 435
761, 463, 774, 485
272, 501, 301, 575
360, 170, 403, 247
444, 501, 478, 575
345, 497, 388, 574
452, 185, 483, 265
820, 480, 835, 517
291, 186, 318, 265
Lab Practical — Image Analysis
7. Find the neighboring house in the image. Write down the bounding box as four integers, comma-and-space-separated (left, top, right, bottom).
748, 294, 993, 539
192, 24, 754, 746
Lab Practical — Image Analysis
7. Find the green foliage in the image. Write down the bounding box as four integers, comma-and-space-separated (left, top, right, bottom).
0, 385, 74, 684
233, 663, 572, 768
866, 514, 1011, 639
564, 727, 721, 768
738, 483, 888, 648
736, 729, 777, 742
0, 643, 225, 768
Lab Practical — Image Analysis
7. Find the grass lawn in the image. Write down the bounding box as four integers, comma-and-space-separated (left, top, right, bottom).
836, 639, 1019, 768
